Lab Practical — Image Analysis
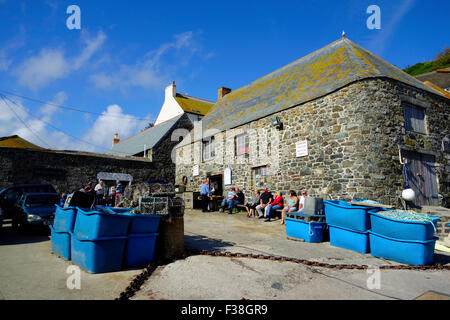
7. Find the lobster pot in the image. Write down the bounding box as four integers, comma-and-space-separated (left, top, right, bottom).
285, 218, 327, 243
329, 224, 370, 254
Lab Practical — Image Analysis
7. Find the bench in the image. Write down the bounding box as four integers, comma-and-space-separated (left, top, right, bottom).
233, 205, 281, 219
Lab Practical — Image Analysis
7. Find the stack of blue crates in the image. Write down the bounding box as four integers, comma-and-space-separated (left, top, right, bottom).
70, 207, 132, 273
105, 207, 162, 268
50, 205, 77, 260
51, 205, 163, 273
368, 209, 440, 265
324, 200, 374, 254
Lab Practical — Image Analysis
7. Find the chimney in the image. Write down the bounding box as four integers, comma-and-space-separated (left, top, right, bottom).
112, 133, 120, 146
218, 87, 232, 101
165, 81, 176, 98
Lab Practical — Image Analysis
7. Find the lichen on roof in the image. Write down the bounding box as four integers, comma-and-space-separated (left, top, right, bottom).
175, 94, 214, 116
0, 135, 44, 149
201, 37, 443, 132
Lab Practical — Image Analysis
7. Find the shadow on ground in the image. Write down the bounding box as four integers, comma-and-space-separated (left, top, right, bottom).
0, 222, 50, 246
434, 253, 450, 265
184, 233, 235, 251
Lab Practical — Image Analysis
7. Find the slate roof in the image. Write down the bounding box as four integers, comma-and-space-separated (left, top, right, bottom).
108, 114, 183, 156
174, 94, 214, 116
415, 68, 450, 90
0, 135, 44, 149
201, 37, 443, 132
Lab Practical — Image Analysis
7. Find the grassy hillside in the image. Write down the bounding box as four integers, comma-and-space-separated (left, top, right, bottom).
404, 47, 450, 76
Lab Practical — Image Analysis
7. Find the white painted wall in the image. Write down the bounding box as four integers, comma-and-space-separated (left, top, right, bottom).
155, 82, 184, 125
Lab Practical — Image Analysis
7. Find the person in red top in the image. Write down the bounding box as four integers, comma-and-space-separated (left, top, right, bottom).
264, 191, 283, 222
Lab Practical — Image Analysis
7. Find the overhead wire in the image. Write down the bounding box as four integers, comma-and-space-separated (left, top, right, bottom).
0, 88, 156, 122
0, 93, 135, 156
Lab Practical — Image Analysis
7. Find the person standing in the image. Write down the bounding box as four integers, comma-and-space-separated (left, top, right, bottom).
94, 180, 104, 206
200, 180, 212, 212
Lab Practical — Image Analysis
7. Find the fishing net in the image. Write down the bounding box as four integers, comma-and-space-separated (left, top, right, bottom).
377, 209, 435, 223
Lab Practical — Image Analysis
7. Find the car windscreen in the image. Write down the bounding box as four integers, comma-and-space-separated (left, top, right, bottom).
24, 195, 59, 207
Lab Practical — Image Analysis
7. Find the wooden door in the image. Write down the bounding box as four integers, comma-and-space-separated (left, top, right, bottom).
401, 150, 439, 206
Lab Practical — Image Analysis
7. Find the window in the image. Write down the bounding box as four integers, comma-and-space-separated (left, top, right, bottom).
253, 166, 267, 182
403, 104, 426, 134
202, 136, 215, 161
235, 134, 249, 155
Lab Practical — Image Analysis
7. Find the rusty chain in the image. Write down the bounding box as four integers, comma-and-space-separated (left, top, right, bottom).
116, 248, 449, 300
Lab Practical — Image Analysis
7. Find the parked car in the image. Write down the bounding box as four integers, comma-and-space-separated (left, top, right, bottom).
0, 184, 57, 220
11, 193, 60, 231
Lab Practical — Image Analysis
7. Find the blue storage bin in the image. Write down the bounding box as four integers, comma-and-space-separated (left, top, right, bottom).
125, 233, 159, 268
73, 207, 131, 240
53, 205, 77, 233
71, 233, 127, 273
369, 209, 440, 241
103, 207, 163, 234
329, 224, 370, 253
369, 231, 437, 266
50, 226, 71, 260
285, 218, 327, 243
324, 200, 375, 232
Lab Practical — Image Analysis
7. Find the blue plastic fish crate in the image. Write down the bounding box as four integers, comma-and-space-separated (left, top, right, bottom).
369, 209, 440, 241
285, 218, 327, 243
104, 208, 163, 234
50, 226, 71, 260
324, 200, 375, 232
73, 207, 131, 240
329, 224, 370, 254
53, 205, 77, 233
71, 233, 127, 273
369, 231, 437, 266
125, 233, 159, 268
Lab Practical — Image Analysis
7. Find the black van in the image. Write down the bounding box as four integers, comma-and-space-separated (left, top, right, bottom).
0, 184, 57, 221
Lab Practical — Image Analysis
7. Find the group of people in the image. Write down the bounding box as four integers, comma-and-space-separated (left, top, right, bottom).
60, 179, 125, 207
244, 187, 307, 223
199, 180, 307, 224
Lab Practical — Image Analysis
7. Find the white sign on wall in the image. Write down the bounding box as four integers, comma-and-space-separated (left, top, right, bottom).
296, 140, 308, 157
193, 165, 199, 176
224, 168, 232, 185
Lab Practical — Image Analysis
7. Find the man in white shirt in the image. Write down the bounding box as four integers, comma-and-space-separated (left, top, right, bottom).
94, 180, 104, 205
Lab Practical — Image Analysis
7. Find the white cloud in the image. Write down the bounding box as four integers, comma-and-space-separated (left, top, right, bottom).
14, 31, 106, 90
80, 104, 152, 152
90, 31, 199, 90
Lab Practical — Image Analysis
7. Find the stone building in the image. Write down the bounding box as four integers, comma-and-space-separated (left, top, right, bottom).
175, 36, 450, 208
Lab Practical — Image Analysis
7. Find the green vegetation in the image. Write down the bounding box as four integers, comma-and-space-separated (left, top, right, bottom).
404, 47, 450, 76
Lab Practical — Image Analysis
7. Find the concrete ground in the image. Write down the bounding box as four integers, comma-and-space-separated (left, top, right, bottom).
0, 209, 449, 300
0, 220, 141, 300
133, 209, 450, 300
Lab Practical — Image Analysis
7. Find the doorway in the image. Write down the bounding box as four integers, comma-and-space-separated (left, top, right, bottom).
401, 150, 439, 206
208, 174, 223, 196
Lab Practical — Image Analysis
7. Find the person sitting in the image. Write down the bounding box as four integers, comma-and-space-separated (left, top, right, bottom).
236, 187, 245, 205
60, 193, 67, 207
220, 187, 238, 214
264, 191, 283, 222
280, 190, 299, 225
298, 189, 307, 213
256, 187, 273, 219
245, 189, 260, 218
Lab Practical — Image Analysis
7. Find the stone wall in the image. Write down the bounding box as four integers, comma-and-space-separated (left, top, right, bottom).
175, 78, 450, 207
0, 148, 170, 194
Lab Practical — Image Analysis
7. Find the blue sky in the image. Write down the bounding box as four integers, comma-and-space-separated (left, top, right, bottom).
0, 0, 448, 153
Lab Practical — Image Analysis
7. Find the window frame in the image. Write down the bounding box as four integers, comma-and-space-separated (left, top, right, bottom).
235, 133, 249, 156
402, 103, 427, 134
202, 136, 215, 162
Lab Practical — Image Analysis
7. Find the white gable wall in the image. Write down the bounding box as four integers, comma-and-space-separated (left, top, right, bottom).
155, 82, 184, 125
